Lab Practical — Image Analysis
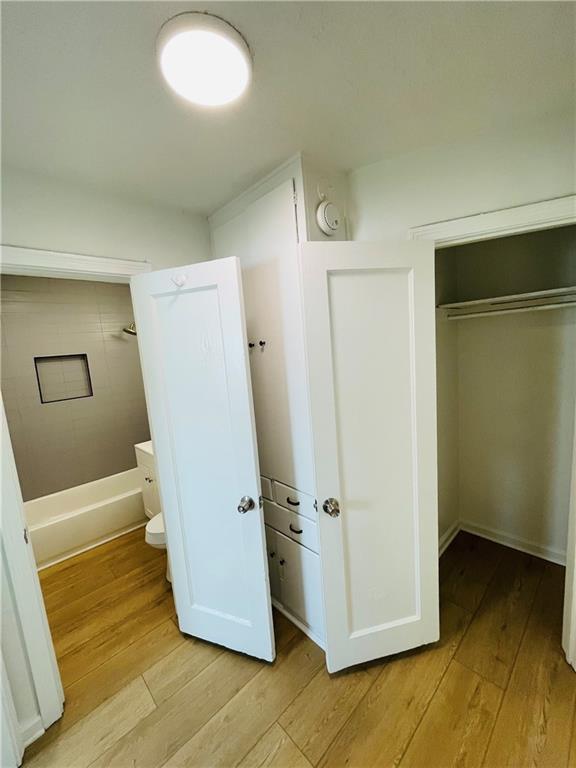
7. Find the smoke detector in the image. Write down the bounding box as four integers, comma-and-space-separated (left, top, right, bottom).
316, 200, 341, 237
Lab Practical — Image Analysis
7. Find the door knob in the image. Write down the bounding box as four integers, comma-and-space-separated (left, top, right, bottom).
237, 496, 255, 514
322, 498, 340, 517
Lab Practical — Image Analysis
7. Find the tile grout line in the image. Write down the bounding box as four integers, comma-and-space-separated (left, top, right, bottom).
55, 593, 174, 688
477, 561, 546, 768
394, 540, 505, 768
566, 694, 576, 768
277, 722, 315, 765
309, 669, 381, 766
140, 673, 159, 710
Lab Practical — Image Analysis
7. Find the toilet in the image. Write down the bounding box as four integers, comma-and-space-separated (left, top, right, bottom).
145, 513, 171, 582
135, 440, 171, 582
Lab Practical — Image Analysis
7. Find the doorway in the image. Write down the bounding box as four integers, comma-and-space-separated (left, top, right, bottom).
434, 224, 576, 691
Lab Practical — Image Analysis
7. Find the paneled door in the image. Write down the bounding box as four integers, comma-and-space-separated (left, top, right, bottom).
300, 241, 438, 672
131, 257, 275, 661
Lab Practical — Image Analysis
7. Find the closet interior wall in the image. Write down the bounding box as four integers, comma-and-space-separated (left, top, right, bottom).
436, 225, 576, 563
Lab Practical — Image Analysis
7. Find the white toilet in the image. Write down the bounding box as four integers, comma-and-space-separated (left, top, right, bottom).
135, 440, 171, 582
145, 513, 171, 582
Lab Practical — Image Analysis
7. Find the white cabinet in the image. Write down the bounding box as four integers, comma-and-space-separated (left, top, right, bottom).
265, 524, 324, 646
132, 174, 438, 671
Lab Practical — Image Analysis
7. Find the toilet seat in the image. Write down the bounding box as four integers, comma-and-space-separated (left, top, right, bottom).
145, 513, 166, 549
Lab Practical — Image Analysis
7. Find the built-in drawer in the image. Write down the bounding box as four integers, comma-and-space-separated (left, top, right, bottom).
260, 476, 273, 500
263, 500, 319, 554
272, 481, 316, 521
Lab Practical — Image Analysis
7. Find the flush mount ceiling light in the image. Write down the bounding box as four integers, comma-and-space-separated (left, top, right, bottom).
157, 12, 252, 107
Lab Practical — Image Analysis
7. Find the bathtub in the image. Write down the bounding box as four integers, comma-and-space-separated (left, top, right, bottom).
25, 468, 147, 569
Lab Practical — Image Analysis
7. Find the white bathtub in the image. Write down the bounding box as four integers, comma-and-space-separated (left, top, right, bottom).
24, 468, 147, 569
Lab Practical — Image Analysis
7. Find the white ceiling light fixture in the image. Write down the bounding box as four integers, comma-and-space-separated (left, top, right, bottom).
157, 12, 252, 107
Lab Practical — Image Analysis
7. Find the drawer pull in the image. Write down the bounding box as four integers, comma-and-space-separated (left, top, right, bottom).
269, 551, 276, 558
286, 496, 300, 507
289, 524, 303, 535
279, 559, 286, 565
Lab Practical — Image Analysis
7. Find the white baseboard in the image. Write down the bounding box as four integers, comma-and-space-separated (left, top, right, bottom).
271, 598, 325, 651
438, 519, 460, 556
459, 520, 566, 566
21, 715, 45, 748
36, 522, 147, 571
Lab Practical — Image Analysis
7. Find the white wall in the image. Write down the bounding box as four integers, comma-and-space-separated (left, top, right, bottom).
348, 114, 574, 241
457, 309, 576, 562
2, 166, 211, 270
349, 114, 575, 547
433, 228, 576, 562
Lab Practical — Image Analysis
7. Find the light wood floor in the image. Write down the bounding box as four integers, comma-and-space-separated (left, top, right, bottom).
25, 528, 576, 768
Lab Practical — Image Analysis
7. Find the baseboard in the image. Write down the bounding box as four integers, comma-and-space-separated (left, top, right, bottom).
459, 520, 566, 566
438, 519, 460, 557
271, 598, 325, 651
21, 715, 45, 748
36, 522, 147, 571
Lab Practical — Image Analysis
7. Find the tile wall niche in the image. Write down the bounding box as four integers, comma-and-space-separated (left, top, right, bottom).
1, 275, 150, 500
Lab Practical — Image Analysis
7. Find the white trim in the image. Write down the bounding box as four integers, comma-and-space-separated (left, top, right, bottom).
563, 407, 576, 669
409, 195, 576, 248
459, 521, 566, 566
36, 521, 147, 572
438, 519, 460, 557
441, 519, 566, 566
413, 194, 576, 668
1, 399, 64, 734
2, 657, 26, 767
0, 245, 151, 283
271, 598, 325, 650
19, 715, 45, 749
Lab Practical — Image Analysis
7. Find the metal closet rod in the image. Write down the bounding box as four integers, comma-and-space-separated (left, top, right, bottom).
446, 300, 576, 321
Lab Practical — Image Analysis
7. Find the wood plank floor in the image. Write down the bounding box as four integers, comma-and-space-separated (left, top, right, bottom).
25, 529, 576, 768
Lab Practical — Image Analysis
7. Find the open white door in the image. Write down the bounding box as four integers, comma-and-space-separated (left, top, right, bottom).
300, 241, 439, 672
131, 257, 275, 661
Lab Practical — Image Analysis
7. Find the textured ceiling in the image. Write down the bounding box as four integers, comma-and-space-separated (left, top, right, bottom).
2, 1, 574, 213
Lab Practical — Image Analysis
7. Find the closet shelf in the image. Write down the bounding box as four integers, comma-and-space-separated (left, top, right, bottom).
437, 286, 576, 321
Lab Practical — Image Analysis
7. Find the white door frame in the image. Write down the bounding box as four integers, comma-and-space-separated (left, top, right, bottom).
0, 244, 151, 283
0, 247, 149, 758
409, 193, 576, 669
1, 399, 64, 763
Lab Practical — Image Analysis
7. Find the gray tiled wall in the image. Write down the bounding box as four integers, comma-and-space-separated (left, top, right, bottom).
1, 276, 150, 500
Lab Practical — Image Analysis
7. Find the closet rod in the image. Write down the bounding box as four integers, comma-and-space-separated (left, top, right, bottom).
446, 301, 576, 321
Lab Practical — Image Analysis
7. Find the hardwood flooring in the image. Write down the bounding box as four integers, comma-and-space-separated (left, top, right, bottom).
25, 528, 576, 768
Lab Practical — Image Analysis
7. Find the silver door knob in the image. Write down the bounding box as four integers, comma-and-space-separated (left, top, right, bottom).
237, 496, 255, 514
322, 498, 340, 517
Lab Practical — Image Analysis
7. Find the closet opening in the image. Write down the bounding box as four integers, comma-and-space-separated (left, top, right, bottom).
435, 224, 576, 688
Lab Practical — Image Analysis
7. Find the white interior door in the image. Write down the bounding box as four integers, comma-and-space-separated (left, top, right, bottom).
131, 257, 275, 661
300, 241, 439, 672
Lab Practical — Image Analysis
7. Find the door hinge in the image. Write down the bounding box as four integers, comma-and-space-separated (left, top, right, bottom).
24, 528, 29, 544
259, 495, 264, 509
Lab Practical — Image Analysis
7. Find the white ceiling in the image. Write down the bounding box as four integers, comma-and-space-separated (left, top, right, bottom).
2, 2, 574, 214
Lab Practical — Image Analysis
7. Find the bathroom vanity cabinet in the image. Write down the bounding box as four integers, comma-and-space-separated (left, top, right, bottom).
131, 174, 438, 672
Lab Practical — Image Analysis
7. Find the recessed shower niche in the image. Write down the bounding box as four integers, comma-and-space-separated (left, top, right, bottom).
34, 353, 93, 404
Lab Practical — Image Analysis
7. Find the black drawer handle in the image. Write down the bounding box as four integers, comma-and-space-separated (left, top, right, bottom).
289, 523, 303, 535
286, 496, 300, 507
